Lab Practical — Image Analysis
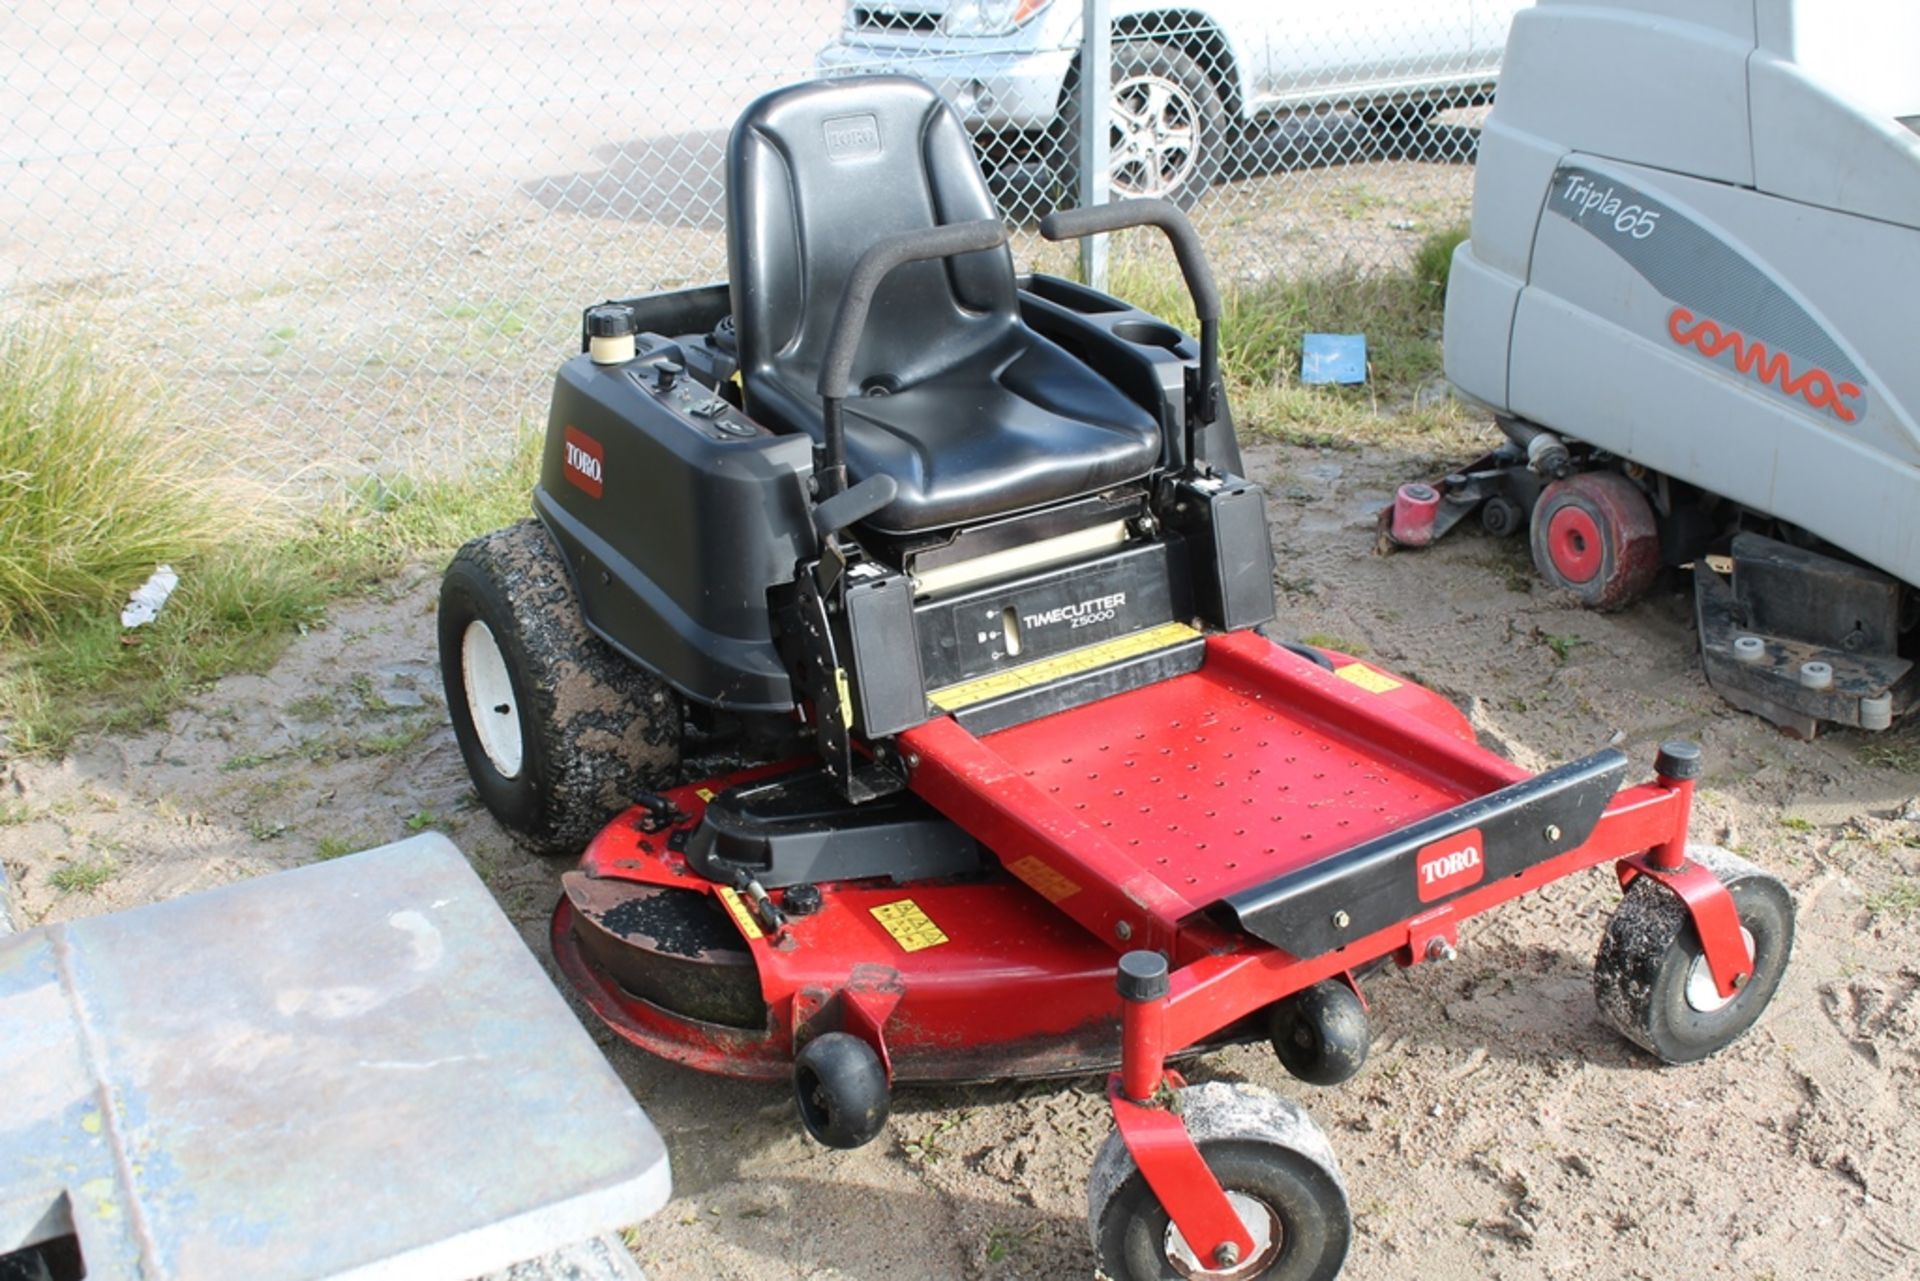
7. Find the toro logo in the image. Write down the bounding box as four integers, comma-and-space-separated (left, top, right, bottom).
1416, 828, 1485, 903
1667, 307, 1864, 423
563, 425, 603, 498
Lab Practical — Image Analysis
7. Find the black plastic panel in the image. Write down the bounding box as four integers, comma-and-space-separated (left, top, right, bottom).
536, 351, 815, 713
685, 766, 982, 888
1215, 751, 1629, 959
914, 541, 1188, 691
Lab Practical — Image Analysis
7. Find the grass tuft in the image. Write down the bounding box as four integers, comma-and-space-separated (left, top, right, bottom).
0, 349, 542, 757
1411, 222, 1470, 314
49, 856, 118, 894
0, 326, 268, 632
1102, 224, 1480, 453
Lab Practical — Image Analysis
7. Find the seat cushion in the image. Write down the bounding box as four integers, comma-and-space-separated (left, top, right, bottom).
746, 324, 1161, 533
727, 75, 1163, 532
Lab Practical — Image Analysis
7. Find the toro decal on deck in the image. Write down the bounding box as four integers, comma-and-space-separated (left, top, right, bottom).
563, 425, 604, 498
1416, 828, 1485, 902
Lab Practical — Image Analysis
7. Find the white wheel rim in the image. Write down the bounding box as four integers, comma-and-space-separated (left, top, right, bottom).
1684, 925, 1755, 1013
1162, 1190, 1282, 1279
1111, 71, 1199, 198
461, 619, 524, 779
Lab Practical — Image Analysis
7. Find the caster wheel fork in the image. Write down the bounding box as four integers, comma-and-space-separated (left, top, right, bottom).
1090, 1082, 1351, 1281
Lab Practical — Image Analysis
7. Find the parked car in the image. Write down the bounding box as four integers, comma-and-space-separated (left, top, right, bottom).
815, 0, 1530, 207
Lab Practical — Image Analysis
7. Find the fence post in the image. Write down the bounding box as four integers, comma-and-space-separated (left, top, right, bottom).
1078, 0, 1111, 290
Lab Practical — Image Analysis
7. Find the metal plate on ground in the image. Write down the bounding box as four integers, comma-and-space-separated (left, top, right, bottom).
0, 833, 669, 1281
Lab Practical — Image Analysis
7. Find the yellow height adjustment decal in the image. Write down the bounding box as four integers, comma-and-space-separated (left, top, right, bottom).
716, 886, 764, 941
870, 899, 949, 953
1334, 662, 1402, 695
1006, 855, 1081, 904
928, 621, 1200, 712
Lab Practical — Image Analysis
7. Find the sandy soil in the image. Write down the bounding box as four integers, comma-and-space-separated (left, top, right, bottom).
5, 433, 1919, 1280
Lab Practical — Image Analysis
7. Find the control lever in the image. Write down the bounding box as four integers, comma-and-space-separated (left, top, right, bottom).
811, 473, 899, 541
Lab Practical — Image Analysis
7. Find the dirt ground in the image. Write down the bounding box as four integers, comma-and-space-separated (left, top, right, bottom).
5, 433, 1919, 1280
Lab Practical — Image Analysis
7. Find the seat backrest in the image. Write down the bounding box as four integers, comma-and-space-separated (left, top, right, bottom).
726, 76, 1017, 416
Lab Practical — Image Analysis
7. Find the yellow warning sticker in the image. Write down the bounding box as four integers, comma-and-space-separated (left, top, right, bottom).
870, 899, 949, 952
1334, 662, 1402, 695
716, 886, 764, 941
928, 621, 1201, 712
695, 787, 716, 802
1007, 855, 1081, 903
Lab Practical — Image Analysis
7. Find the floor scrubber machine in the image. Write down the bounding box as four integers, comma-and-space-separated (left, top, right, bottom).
1392, 0, 1920, 738
440, 75, 1794, 1280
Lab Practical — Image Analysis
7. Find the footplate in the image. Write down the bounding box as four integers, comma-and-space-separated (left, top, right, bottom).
1214, 751, 1629, 958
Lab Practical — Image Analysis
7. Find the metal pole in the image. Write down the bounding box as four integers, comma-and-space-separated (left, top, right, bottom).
1078, 0, 1111, 290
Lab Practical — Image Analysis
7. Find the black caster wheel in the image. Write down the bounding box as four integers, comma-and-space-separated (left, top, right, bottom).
1268, 980, 1370, 1087
439, 520, 682, 855
792, 1031, 890, 1149
1595, 844, 1795, 1064
1480, 494, 1525, 538
1528, 471, 1660, 611
1089, 1082, 1350, 1281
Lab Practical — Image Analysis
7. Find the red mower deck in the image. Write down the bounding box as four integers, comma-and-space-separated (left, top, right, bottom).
553, 631, 1761, 1270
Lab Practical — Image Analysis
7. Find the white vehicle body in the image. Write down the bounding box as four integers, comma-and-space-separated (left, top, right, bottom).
815, 0, 1531, 200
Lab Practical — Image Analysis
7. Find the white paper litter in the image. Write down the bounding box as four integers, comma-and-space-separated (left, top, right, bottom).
121, 564, 180, 628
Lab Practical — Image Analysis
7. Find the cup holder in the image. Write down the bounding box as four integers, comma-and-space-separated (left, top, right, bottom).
1110, 319, 1187, 351
1025, 275, 1125, 314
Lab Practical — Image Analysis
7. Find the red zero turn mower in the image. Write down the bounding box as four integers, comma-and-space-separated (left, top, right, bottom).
440, 77, 1794, 1280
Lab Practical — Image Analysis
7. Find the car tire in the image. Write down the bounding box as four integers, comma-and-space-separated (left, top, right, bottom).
1055, 40, 1227, 211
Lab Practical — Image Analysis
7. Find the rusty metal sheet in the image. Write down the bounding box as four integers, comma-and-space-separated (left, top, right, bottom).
0, 833, 669, 1280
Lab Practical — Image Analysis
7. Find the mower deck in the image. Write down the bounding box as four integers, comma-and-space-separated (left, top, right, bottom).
902, 631, 1526, 954
555, 627, 1738, 1092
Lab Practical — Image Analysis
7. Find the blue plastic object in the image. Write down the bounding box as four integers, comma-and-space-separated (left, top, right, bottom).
1301, 333, 1368, 385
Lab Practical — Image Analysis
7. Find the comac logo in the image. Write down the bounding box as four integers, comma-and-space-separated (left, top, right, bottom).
1416, 828, 1485, 903
1667, 307, 1864, 423
823, 113, 881, 161
563, 425, 603, 498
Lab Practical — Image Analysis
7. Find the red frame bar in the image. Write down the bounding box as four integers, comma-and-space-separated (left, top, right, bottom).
1110, 1076, 1255, 1267
1106, 761, 1754, 1244
1616, 853, 1754, 998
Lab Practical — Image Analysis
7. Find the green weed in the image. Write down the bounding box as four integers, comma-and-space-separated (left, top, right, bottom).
1543, 633, 1587, 662
49, 857, 118, 894
0, 419, 539, 755
313, 836, 358, 861
1298, 632, 1367, 657
1859, 735, 1920, 773
0, 325, 265, 632
1865, 880, 1920, 918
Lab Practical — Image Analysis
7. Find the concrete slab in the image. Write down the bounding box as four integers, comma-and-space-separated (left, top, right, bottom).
0, 833, 669, 1281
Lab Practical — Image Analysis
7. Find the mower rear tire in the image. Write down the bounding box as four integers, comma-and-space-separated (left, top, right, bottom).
793, 1032, 890, 1150
439, 520, 682, 856
1268, 980, 1370, 1087
1528, 472, 1659, 611
1593, 845, 1794, 1064
1089, 1083, 1350, 1281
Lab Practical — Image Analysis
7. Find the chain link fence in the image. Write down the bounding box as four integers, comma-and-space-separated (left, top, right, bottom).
1, 1, 1512, 492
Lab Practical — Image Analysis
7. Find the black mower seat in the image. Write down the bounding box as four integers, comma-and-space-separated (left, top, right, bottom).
727, 76, 1161, 535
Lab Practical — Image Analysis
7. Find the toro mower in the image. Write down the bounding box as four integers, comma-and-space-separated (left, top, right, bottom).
1392, 0, 1920, 738
440, 76, 1794, 1280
